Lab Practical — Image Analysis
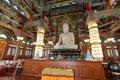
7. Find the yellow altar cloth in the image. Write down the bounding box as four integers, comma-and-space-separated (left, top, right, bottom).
41, 68, 74, 80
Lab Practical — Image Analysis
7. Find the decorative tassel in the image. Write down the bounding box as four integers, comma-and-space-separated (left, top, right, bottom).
21, 23, 24, 30
48, 20, 50, 27
106, 0, 112, 9
29, 12, 32, 21
41, 10, 46, 19
16, 13, 21, 18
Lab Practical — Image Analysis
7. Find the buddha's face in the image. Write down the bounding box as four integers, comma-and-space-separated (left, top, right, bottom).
63, 23, 69, 33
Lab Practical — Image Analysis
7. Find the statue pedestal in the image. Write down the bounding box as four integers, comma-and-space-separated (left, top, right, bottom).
50, 49, 81, 60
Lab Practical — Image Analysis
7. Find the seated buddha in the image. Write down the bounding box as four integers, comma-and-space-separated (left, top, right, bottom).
54, 23, 78, 49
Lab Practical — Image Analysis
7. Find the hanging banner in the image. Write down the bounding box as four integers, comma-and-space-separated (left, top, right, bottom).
41, 10, 46, 19
86, 0, 92, 12
29, 12, 32, 21
106, 0, 116, 9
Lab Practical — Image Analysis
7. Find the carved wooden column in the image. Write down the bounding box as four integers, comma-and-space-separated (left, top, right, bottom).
87, 13, 103, 61
107, 38, 117, 61
13, 36, 24, 61
34, 27, 45, 59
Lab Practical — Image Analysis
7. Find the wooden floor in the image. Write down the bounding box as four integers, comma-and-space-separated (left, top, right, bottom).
0, 76, 40, 80
0, 75, 113, 80
0, 75, 111, 80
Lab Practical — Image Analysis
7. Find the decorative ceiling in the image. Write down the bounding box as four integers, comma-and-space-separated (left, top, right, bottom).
0, 0, 120, 44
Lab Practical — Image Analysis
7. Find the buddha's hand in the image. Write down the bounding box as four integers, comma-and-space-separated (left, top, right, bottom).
57, 42, 61, 45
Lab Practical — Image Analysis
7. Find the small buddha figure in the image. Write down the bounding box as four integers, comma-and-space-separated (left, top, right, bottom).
54, 23, 78, 49
56, 54, 63, 60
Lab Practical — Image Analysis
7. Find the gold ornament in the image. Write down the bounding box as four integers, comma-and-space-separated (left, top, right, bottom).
62, 13, 71, 24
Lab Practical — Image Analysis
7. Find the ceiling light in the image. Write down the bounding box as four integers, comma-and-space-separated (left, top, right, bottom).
84, 39, 89, 43
107, 38, 114, 42
94, 10, 97, 13
17, 36, 24, 41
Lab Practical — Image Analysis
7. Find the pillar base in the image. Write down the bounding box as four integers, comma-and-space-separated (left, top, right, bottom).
93, 57, 103, 61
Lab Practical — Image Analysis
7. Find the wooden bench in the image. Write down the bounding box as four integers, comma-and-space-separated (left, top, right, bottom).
21, 60, 106, 80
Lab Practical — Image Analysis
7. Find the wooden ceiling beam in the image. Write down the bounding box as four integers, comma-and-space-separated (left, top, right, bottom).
48, 0, 74, 6
0, 21, 35, 41
11, 0, 30, 20
51, 11, 83, 18
0, 6, 14, 16
0, 13, 21, 27
110, 24, 120, 35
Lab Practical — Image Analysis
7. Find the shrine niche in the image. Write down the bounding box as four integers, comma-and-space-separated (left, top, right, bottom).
51, 13, 85, 46
50, 14, 83, 60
